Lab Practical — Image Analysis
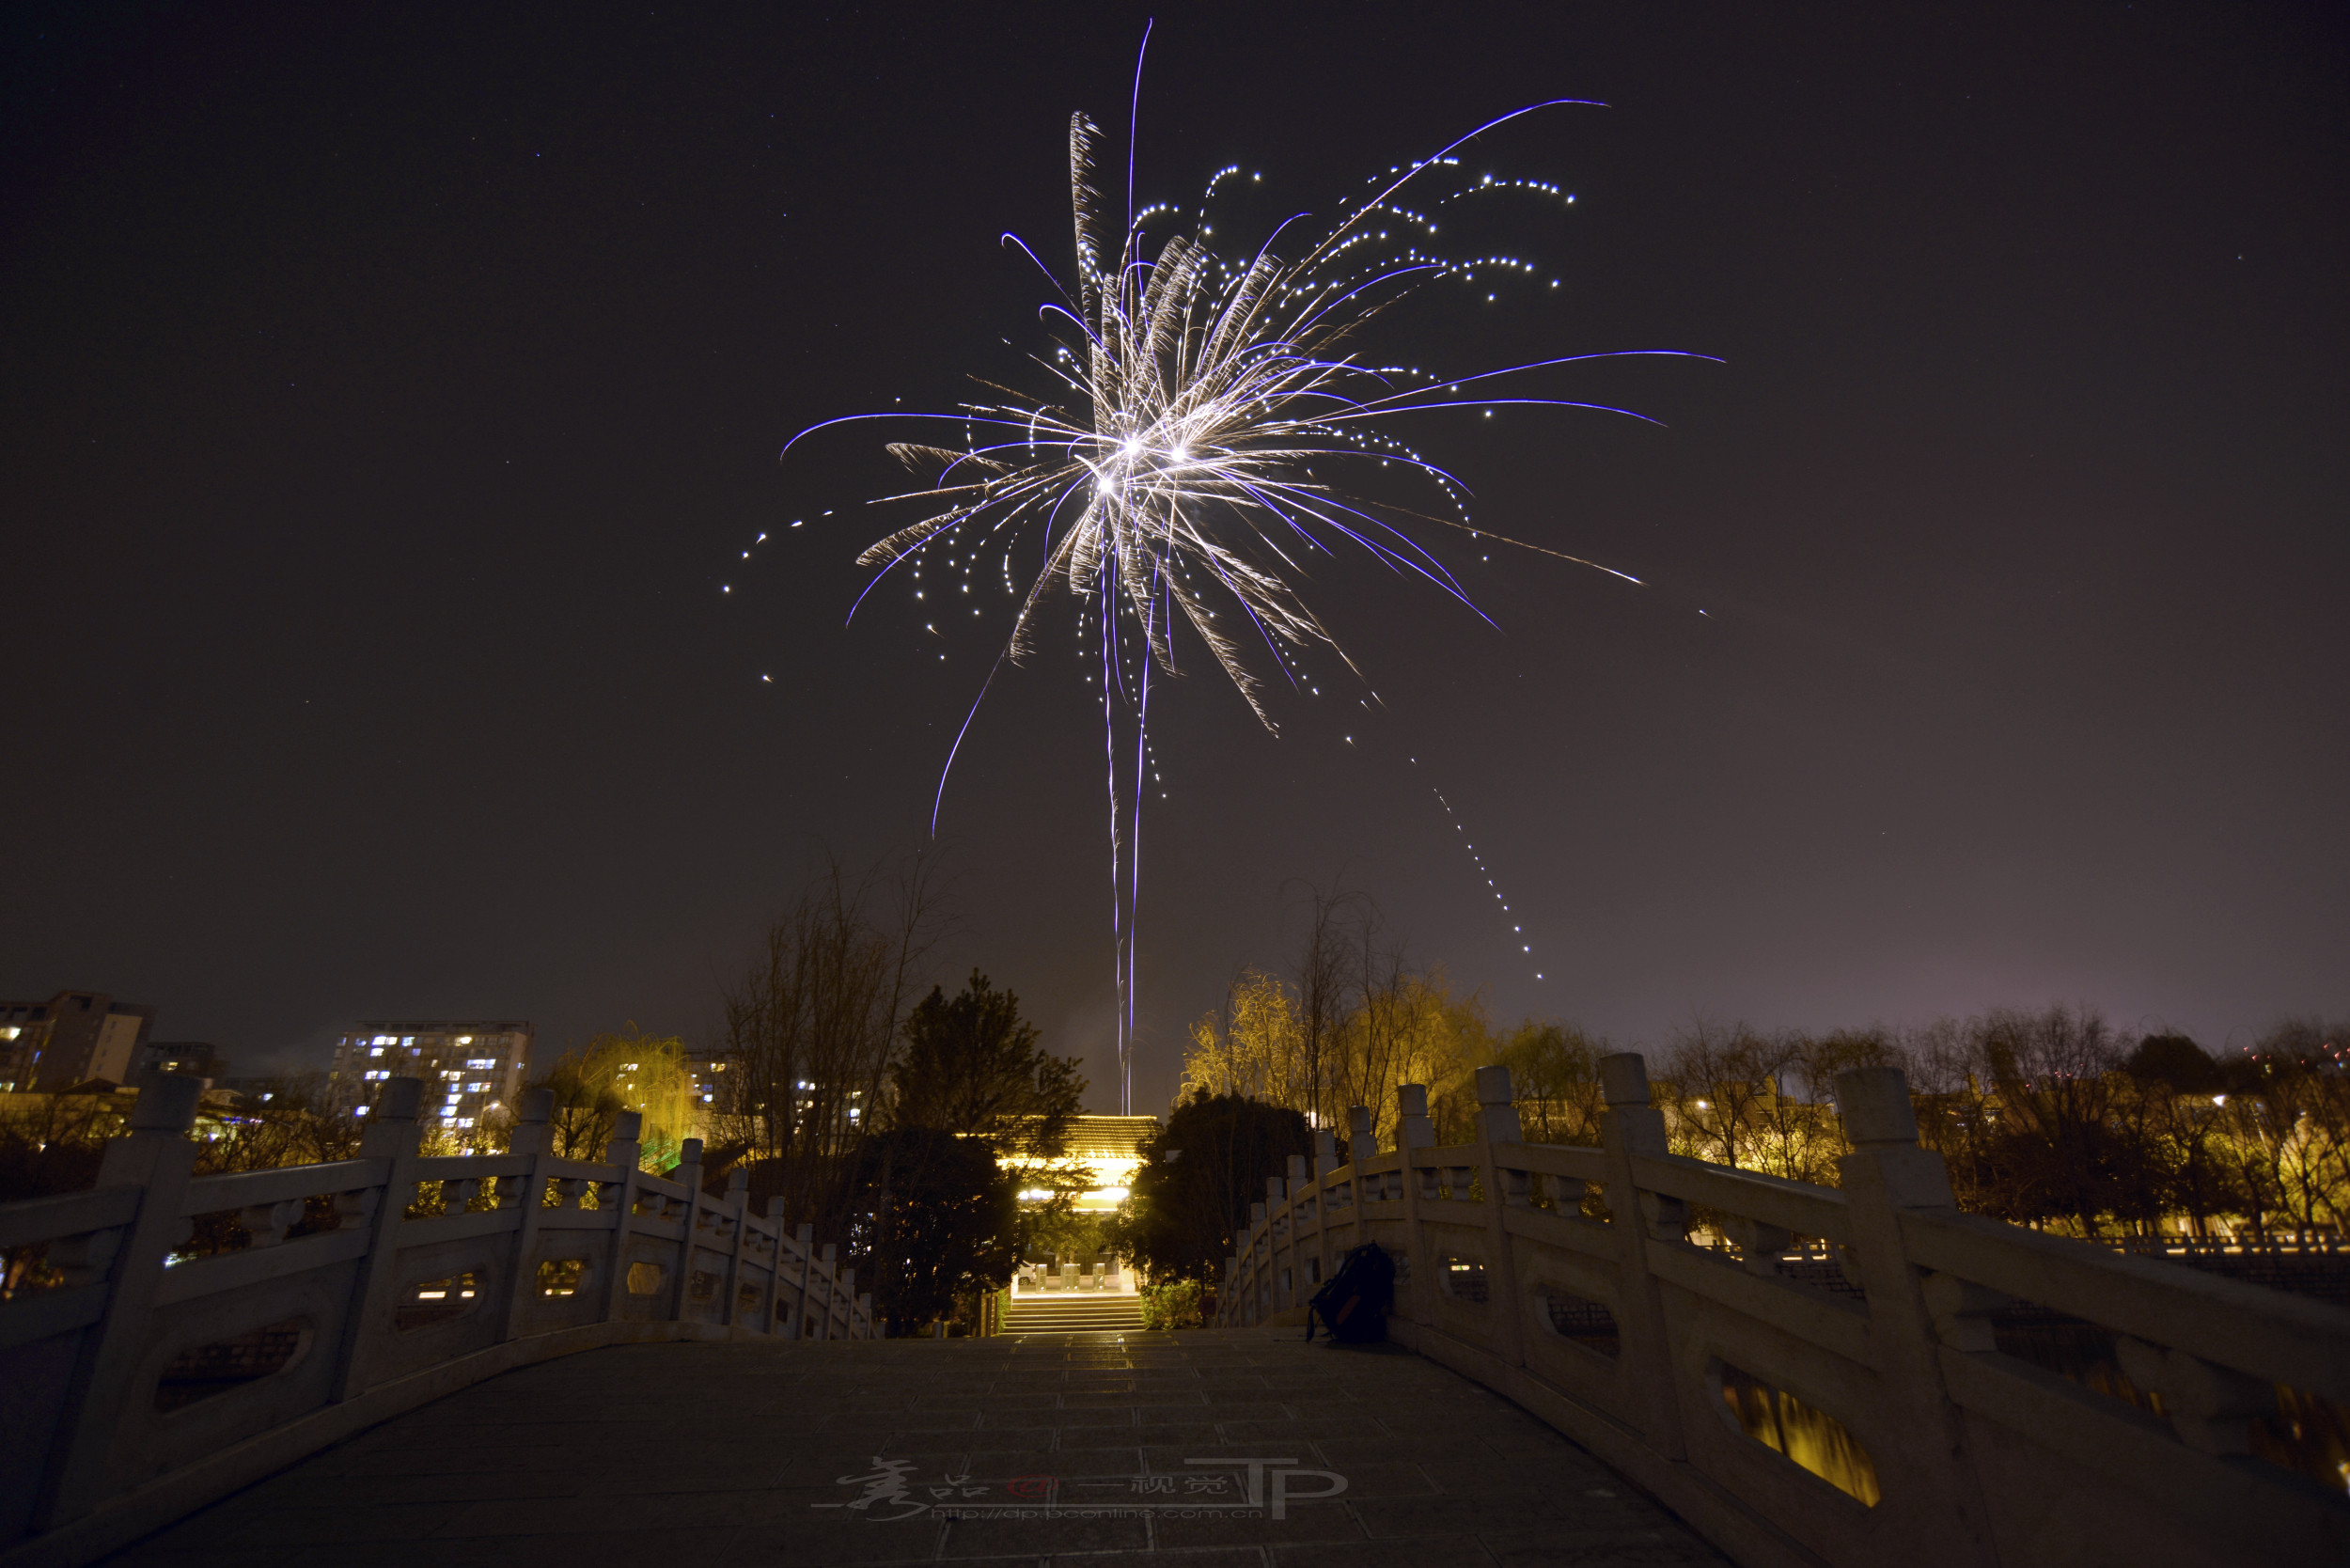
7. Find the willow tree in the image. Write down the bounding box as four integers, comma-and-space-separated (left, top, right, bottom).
538, 1027, 697, 1168
1179, 964, 1495, 1152
1178, 968, 1307, 1109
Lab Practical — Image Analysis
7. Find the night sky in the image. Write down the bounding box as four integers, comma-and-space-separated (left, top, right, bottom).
5, 3, 2343, 1110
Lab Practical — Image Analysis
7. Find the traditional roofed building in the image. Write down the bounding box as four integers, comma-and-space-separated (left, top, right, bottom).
997, 1113, 1158, 1212
998, 1113, 1161, 1319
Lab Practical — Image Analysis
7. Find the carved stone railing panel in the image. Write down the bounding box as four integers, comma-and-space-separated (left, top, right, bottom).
1215, 1058, 2350, 1568
0, 1075, 873, 1560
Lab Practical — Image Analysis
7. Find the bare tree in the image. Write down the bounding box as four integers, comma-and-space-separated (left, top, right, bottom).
199, 1073, 367, 1171
1288, 880, 1373, 1133
711, 852, 948, 1232
1331, 909, 1410, 1150
1660, 1023, 1794, 1170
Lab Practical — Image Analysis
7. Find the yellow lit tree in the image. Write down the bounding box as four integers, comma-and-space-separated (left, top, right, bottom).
1179, 969, 1307, 1108
1178, 965, 1494, 1147
540, 1027, 698, 1171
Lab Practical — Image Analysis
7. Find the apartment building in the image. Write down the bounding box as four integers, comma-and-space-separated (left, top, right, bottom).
136, 1042, 227, 1087
0, 991, 157, 1092
327, 1020, 533, 1130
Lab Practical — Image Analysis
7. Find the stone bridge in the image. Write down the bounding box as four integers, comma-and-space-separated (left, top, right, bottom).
1, 1063, 2343, 1568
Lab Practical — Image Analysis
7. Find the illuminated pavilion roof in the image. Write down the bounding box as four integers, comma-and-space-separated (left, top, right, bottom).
1002, 1114, 1160, 1213
1057, 1114, 1160, 1162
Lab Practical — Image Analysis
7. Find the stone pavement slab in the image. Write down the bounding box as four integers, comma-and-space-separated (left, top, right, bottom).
98, 1327, 1728, 1568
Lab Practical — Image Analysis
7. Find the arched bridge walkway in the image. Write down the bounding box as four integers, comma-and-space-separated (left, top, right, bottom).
8, 1062, 2345, 1567
99, 1328, 1723, 1568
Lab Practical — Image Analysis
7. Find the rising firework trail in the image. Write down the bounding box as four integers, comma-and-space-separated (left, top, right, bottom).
782, 44, 1708, 1113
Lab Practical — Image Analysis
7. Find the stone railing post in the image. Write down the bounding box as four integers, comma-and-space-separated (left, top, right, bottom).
1473, 1063, 1528, 1370
791, 1222, 814, 1337
1310, 1132, 1337, 1287
760, 1197, 787, 1331
719, 1168, 751, 1326
816, 1242, 837, 1339
666, 1137, 704, 1321
1832, 1067, 1996, 1562
1596, 1054, 1684, 1460
1246, 1202, 1266, 1322
1394, 1084, 1435, 1325
1281, 1160, 1306, 1307
494, 1088, 555, 1341
1346, 1105, 1374, 1208
330, 1076, 425, 1403
595, 1112, 645, 1322
34, 1074, 204, 1530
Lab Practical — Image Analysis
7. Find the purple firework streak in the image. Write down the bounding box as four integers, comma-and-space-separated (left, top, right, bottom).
784, 70, 1710, 1113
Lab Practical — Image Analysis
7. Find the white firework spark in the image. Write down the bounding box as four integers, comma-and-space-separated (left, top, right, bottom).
785, 84, 1703, 1112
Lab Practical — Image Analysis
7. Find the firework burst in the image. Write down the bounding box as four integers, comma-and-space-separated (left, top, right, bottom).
785, 75, 1703, 1112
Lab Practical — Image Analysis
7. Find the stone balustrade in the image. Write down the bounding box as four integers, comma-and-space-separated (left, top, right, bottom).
0, 1074, 870, 1565
1214, 1056, 2350, 1567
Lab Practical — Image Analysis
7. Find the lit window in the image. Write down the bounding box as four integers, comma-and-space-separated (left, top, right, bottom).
457, 1035, 472, 1045
369, 1047, 384, 1058
354, 1105, 369, 1117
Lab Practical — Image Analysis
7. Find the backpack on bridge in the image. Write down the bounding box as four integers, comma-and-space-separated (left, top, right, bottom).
1306, 1242, 1396, 1343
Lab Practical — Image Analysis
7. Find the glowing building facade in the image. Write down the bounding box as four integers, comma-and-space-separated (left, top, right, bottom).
1005, 1114, 1159, 1213
327, 1020, 533, 1131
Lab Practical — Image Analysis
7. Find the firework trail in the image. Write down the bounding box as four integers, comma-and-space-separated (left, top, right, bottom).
782, 48, 1707, 1113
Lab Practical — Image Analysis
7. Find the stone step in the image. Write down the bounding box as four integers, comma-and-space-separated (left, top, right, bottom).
1003, 1295, 1146, 1332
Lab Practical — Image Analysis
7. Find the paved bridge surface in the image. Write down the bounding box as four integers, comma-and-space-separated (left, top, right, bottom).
98, 1328, 1723, 1568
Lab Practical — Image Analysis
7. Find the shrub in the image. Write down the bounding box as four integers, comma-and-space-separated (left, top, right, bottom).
1139, 1278, 1205, 1330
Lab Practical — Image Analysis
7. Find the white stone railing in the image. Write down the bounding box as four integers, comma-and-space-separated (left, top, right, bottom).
0, 1074, 871, 1566
1214, 1056, 2350, 1568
